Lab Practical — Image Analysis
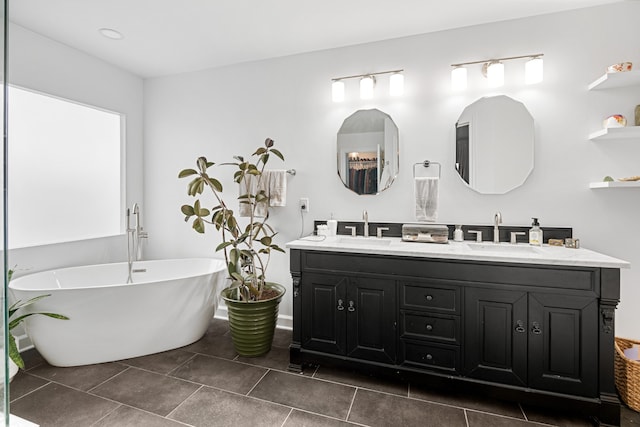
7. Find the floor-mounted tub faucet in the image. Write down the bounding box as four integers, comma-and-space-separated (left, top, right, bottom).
127, 203, 149, 283
494, 211, 502, 243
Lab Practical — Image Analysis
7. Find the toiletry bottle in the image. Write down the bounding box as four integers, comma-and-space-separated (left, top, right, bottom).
454, 225, 463, 242
529, 218, 543, 246
327, 213, 338, 237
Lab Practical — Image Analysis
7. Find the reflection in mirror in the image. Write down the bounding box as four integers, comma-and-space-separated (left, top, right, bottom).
337, 109, 399, 195
455, 95, 534, 194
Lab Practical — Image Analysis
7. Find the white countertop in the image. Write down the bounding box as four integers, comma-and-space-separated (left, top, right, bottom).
286, 236, 630, 269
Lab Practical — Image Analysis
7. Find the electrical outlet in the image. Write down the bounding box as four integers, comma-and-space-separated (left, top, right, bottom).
299, 197, 310, 213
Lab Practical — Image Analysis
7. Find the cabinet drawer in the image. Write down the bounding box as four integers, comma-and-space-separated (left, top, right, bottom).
400, 282, 460, 314
401, 312, 460, 344
401, 340, 459, 372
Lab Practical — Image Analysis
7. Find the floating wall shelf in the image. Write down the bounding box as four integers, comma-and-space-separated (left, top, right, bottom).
589, 181, 640, 189
588, 70, 640, 90
589, 126, 640, 141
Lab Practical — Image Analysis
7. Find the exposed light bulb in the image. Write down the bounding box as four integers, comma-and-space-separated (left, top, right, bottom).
389, 73, 404, 96
525, 57, 544, 84
332, 80, 345, 103
451, 66, 467, 91
360, 76, 375, 100
487, 61, 504, 88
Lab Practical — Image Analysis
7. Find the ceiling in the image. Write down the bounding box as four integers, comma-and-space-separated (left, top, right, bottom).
10, 0, 624, 79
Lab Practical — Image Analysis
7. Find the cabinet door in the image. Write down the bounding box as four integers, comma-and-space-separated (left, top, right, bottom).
346, 277, 397, 364
528, 293, 598, 397
465, 287, 528, 386
301, 273, 347, 355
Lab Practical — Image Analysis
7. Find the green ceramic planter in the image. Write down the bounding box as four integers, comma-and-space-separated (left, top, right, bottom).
221, 283, 285, 357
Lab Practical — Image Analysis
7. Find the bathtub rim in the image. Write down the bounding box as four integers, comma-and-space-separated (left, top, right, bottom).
8, 257, 228, 292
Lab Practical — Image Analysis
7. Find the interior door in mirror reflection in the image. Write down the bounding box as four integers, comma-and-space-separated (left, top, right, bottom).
337, 109, 399, 195
455, 95, 534, 194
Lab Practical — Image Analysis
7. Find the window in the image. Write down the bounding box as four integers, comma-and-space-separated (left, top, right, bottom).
4, 86, 124, 248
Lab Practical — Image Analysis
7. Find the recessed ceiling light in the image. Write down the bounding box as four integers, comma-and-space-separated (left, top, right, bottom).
98, 28, 124, 40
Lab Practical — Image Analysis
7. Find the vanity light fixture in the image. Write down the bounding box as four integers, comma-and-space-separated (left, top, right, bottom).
330, 69, 404, 102
451, 53, 544, 90
451, 66, 467, 91
486, 61, 504, 88
360, 75, 375, 99
525, 56, 544, 85
332, 80, 345, 103
389, 72, 404, 96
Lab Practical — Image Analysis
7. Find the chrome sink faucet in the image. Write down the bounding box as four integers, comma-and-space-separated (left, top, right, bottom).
494, 211, 502, 243
363, 210, 369, 237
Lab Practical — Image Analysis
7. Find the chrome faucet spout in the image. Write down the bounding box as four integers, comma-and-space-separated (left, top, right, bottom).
363, 210, 369, 237
493, 211, 502, 243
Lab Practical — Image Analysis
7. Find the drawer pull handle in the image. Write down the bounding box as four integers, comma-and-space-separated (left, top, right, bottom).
337, 299, 344, 311
531, 321, 542, 335
348, 301, 356, 312
515, 320, 525, 333
425, 324, 433, 331
425, 295, 433, 301
423, 353, 433, 361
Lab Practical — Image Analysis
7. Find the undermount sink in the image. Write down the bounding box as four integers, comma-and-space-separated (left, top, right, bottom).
466, 243, 541, 254
337, 237, 392, 246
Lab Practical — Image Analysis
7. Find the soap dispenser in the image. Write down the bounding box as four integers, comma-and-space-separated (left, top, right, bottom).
529, 218, 543, 246
453, 225, 464, 242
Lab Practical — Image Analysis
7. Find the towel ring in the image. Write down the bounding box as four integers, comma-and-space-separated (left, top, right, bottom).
413, 160, 441, 178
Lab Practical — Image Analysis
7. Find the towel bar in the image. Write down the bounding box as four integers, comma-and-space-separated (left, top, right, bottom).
413, 160, 441, 178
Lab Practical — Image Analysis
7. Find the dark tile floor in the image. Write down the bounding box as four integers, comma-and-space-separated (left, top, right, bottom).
9, 318, 640, 427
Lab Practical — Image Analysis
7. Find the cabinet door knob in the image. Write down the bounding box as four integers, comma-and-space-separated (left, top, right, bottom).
515, 320, 525, 333
348, 300, 356, 312
422, 353, 433, 361
425, 295, 433, 301
337, 299, 345, 311
425, 324, 433, 331
531, 321, 542, 335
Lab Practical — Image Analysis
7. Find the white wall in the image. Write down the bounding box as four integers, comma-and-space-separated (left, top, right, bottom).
7, 23, 144, 275
143, 2, 639, 337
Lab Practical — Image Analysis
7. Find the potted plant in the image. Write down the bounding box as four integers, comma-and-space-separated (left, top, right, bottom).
6, 268, 69, 380
179, 138, 286, 357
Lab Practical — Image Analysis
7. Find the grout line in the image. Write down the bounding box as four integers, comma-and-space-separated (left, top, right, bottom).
89, 403, 123, 427
86, 365, 131, 393
519, 402, 529, 421
166, 385, 204, 420
246, 369, 271, 396
9, 376, 51, 403
280, 408, 294, 427
345, 387, 358, 422
166, 352, 198, 377
464, 409, 470, 427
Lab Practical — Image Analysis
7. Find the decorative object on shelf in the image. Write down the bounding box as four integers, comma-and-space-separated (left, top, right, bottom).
603, 176, 614, 182
331, 69, 404, 102
603, 114, 627, 128
451, 53, 543, 90
607, 62, 633, 73
618, 175, 640, 182
635, 105, 640, 126
178, 138, 287, 357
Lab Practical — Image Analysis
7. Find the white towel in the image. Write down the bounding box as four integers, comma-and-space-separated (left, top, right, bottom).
415, 177, 439, 222
238, 174, 269, 218
267, 170, 287, 207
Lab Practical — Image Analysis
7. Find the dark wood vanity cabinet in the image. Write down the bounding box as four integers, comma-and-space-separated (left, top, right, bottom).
465, 287, 598, 397
289, 249, 622, 426
300, 273, 396, 364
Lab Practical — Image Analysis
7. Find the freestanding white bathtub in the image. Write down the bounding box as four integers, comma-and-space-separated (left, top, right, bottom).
9, 258, 227, 367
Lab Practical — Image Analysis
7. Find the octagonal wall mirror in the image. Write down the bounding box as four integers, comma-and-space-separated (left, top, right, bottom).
337, 108, 399, 195
455, 95, 534, 194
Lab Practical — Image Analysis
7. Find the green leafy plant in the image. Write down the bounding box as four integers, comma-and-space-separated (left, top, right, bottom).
179, 138, 286, 301
7, 268, 69, 369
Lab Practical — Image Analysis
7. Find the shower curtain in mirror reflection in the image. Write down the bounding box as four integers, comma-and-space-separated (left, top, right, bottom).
348, 159, 378, 195
415, 177, 439, 222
